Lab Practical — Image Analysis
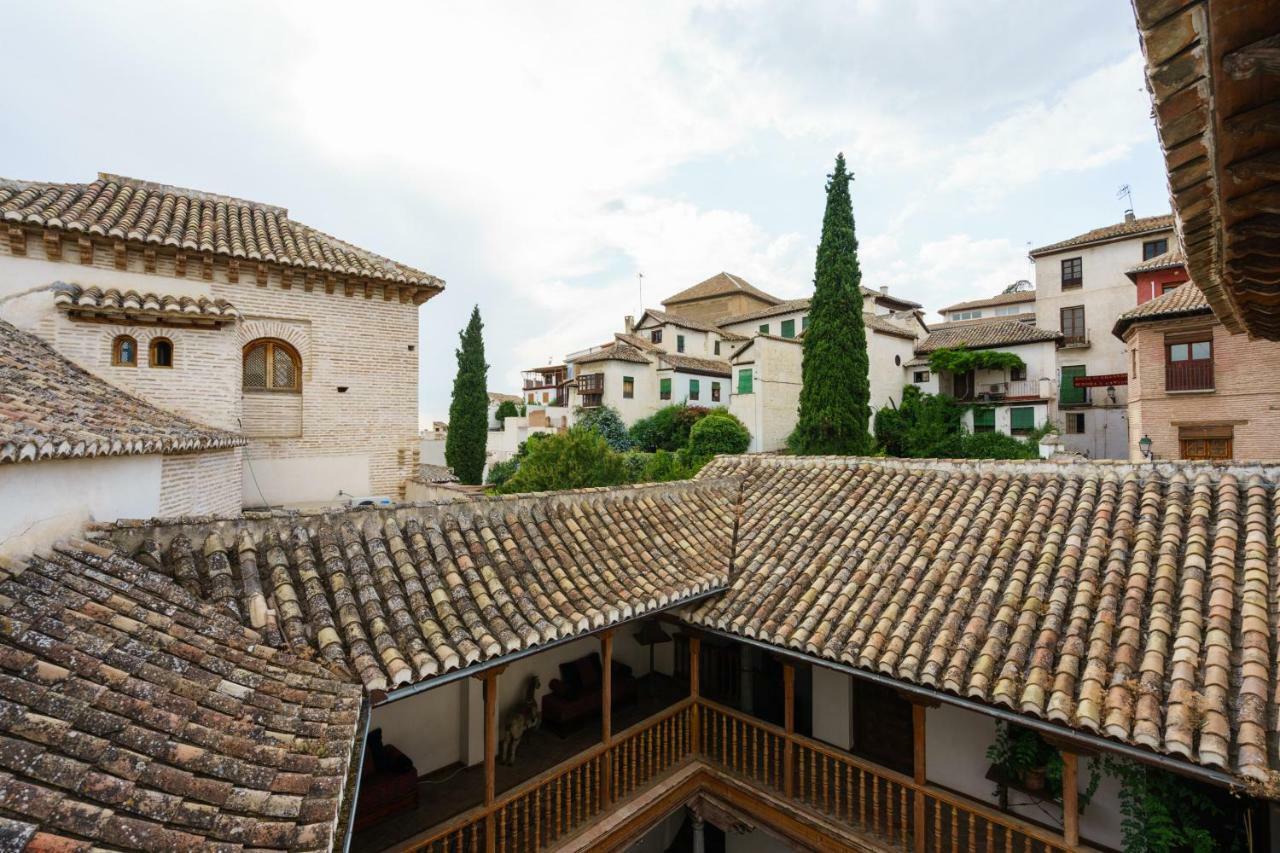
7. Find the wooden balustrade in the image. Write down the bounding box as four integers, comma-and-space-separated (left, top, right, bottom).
404, 696, 1076, 853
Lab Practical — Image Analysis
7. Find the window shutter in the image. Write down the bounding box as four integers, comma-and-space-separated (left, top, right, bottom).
781, 319, 796, 338
689, 379, 699, 400
660, 378, 672, 398
737, 369, 753, 394
244, 344, 268, 388
973, 407, 995, 428
1010, 407, 1034, 431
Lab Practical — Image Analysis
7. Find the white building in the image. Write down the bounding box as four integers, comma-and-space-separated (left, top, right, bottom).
937, 288, 1035, 324
1030, 212, 1174, 458
906, 318, 1060, 438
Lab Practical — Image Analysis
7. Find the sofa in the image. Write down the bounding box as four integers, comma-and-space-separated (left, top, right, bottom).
542, 653, 637, 732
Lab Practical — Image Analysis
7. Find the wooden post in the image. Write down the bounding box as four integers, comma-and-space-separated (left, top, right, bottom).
782, 662, 795, 798
912, 702, 927, 853
689, 634, 702, 754
600, 630, 614, 807
479, 667, 502, 853
1061, 750, 1079, 850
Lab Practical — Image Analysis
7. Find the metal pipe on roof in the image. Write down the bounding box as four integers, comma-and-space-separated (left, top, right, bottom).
375, 588, 726, 707
691, 626, 1242, 791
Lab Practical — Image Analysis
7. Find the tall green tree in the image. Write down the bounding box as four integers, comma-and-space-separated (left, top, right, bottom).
445, 306, 489, 484
789, 153, 873, 455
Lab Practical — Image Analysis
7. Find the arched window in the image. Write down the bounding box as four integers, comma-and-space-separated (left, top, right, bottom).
243, 339, 301, 392
149, 337, 174, 368
112, 335, 137, 367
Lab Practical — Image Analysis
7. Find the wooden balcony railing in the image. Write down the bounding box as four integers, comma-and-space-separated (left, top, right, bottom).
400, 642, 1081, 853
1165, 360, 1213, 392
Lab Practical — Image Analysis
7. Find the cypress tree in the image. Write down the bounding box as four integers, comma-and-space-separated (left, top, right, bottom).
789, 153, 873, 455
445, 306, 490, 484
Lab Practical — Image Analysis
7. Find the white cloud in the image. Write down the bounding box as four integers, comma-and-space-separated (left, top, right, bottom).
873, 234, 1031, 321
940, 54, 1153, 202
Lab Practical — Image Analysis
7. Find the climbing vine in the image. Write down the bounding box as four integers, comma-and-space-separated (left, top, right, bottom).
927, 347, 1025, 375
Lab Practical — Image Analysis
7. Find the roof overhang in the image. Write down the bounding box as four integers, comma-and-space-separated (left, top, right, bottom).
1132, 0, 1280, 338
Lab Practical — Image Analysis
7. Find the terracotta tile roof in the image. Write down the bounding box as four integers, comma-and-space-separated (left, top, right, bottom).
95, 481, 734, 693
657, 353, 732, 377
1112, 284, 1212, 339
939, 290, 1036, 313
487, 392, 522, 405
636, 309, 749, 340
1125, 248, 1186, 279
0, 174, 443, 294
717, 298, 812, 327
0, 320, 244, 464
1029, 214, 1173, 257
863, 287, 922, 310
566, 341, 652, 365
863, 313, 920, 341
614, 332, 665, 353
411, 464, 459, 484
0, 540, 363, 850
661, 272, 782, 307
53, 284, 239, 327
691, 454, 1280, 787
915, 319, 1059, 353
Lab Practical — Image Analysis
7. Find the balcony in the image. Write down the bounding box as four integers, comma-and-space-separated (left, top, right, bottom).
1057, 335, 1090, 350
1165, 360, 1214, 392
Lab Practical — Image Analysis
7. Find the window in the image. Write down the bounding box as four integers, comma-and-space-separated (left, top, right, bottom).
622, 376, 634, 399
802, 315, 810, 332
737, 369, 753, 394
714, 341, 721, 356
913, 370, 930, 383
780, 319, 796, 338
973, 407, 995, 433
1179, 425, 1232, 460
1166, 337, 1213, 391
1065, 412, 1086, 434
1061, 257, 1082, 288
651, 329, 663, 344
149, 338, 174, 368
1161, 281, 1182, 295
243, 339, 301, 391
112, 335, 137, 367
659, 377, 672, 400
994, 305, 1024, 316
1010, 365, 1026, 381
689, 379, 700, 401
1143, 238, 1168, 260
1010, 407, 1035, 435
528, 393, 536, 403
1060, 306, 1086, 346
759, 323, 769, 335
1060, 365, 1087, 406
952, 309, 983, 321
677, 334, 686, 353
711, 381, 721, 402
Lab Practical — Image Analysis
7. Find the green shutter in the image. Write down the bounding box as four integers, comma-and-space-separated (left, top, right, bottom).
1010, 407, 1035, 432
677, 335, 685, 353
1060, 366, 1087, 405
802, 315, 809, 331
689, 379, 699, 400
759, 323, 769, 334
781, 319, 796, 338
973, 407, 995, 431
660, 377, 672, 399
737, 369, 753, 394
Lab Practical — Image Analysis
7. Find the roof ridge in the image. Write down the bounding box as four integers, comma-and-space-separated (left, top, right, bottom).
97, 172, 289, 215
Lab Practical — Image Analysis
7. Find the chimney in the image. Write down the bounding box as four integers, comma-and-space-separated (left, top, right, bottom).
624, 315, 634, 333
1124, 209, 1135, 223
879, 285, 889, 296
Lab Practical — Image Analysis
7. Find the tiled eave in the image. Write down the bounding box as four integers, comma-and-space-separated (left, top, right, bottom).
1132, 0, 1280, 338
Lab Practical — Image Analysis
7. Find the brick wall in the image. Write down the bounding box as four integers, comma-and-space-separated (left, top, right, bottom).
158, 448, 243, 516
1126, 317, 1280, 461
0, 229, 425, 504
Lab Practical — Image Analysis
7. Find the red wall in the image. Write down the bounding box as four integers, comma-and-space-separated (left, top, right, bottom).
1135, 267, 1190, 304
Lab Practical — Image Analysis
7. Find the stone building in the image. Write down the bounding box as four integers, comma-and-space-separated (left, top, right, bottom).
1029, 212, 1174, 458
0, 173, 442, 506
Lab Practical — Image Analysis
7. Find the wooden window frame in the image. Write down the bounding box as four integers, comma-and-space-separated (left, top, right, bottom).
659, 377, 672, 401
1061, 257, 1082, 289
711, 381, 721, 403
677, 334, 686, 353
622, 376, 634, 399
243, 338, 302, 393
1165, 336, 1214, 392
112, 335, 137, 367
1065, 412, 1086, 434
148, 337, 174, 369
1143, 238, 1168, 261
688, 378, 700, 401
650, 329, 663, 344
913, 370, 930, 383
1060, 305, 1086, 346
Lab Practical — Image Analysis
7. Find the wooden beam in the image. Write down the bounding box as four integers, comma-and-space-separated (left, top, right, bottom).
7, 226, 26, 256
324, 275, 336, 295
483, 667, 499, 853
1223, 31, 1280, 80
601, 629, 614, 808
782, 662, 795, 798
256, 262, 268, 286
113, 241, 126, 270
78, 237, 93, 265
202, 254, 213, 281
227, 258, 239, 283
913, 702, 927, 853
689, 635, 701, 754
174, 251, 186, 277
1061, 750, 1079, 850
42, 231, 60, 260
280, 268, 292, 289
143, 248, 156, 273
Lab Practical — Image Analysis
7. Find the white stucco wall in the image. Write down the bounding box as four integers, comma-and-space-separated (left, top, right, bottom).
0, 455, 162, 558
719, 309, 807, 341
729, 337, 803, 452
242, 453, 372, 507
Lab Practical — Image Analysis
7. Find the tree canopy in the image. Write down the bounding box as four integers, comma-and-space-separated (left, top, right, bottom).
445, 306, 490, 484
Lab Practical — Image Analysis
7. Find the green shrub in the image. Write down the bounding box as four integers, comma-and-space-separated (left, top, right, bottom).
496, 428, 627, 494
494, 400, 519, 426
685, 410, 750, 463
574, 405, 633, 451
628, 405, 710, 452
485, 457, 519, 487
874, 385, 1043, 460
619, 451, 653, 482
957, 431, 1039, 460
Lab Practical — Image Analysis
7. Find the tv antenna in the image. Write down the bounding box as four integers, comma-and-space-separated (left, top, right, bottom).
637, 272, 644, 315
1117, 184, 1134, 216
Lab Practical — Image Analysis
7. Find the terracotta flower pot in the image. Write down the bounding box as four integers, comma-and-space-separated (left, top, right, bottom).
1022, 767, 1046, 792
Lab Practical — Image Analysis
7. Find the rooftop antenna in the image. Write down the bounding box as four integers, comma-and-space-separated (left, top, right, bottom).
1117, 184, 1135, 220
637, 272, 644, 315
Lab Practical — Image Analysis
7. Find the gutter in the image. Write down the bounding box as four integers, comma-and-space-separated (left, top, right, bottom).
376, 587, 726, 707
692, 625, 1242, 791
341, 695, 373, 853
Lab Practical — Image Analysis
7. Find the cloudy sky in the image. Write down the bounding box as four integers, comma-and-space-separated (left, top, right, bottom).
3, 1, 1169, 424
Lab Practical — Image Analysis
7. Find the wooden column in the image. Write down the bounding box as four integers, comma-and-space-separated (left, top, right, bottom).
689, 634, 702, 753
912, 702, 927, 853
478, 667, 503, 853
782, 662, 795, 798
600, 630, 614, 807
1061, 750, 1080, 850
